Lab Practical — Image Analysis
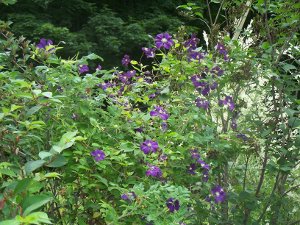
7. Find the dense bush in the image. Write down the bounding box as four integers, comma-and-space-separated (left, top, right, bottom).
0, 0, 299, 224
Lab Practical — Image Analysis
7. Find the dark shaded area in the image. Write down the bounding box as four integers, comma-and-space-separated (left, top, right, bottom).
0, 0, 206, 67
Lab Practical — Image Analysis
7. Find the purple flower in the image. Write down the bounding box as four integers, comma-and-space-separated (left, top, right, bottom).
215, 43, 229, 61
237, 133, 248, 141
202, 170, 209, 182
150, 106, 169, 120
97, 82, 113, 90
149, 93, 156, 99
140, 140, 159, 154
96, 64, 102, 70
184, 34, 199, 49
37, 38, 53, 49
191, 75, 206, 89
231, 119, 237, 130
146, 165, 162, 177
211, 185, 226, 203
190, 149, 200, 160
161, 122, 168, 132
195, 98, 209, 110
187, 163, 197, 175
119, 70, 136, 84
134, 127, 144, 133
121, 192, 136, 201
127, 70, 136, 78
166, 198, 180, 213
155, 33, 174, 49
122, 54, 131, 66
121, 194, 129, 200
201, 84, 210, 96
219, 96, 235, 111
210, 82, 218, 90
188, 51, 204, 62
78, 65, 89, 74
142, 47, 156, 58
215, 43, 227, 55
119, 72, 130, 83
211, 66, 224, 76
159, 154, 168, 161
197, 159, 210, 171
91, 149, 105, 162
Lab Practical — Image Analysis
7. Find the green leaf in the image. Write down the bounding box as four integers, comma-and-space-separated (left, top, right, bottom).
39, 151, 52, 160
0, 168, 17, 177
44, 172, 61, 179
10, 104, 23, 111
0, 219, 19, 225
46, 155, 67, 168
41, 92, 53, 98
90, 117, 98, 127
26, 105, 43, 116
25, 160, 46, 174
17, 212, 52, 224
13, 178, 32, 195
0, 0, 18, 6
23, 195, 52, 216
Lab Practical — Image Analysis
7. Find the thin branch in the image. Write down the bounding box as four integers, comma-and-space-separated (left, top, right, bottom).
213, 0, 225, 25
206, 0, 213, 25
232, 0, 253, 40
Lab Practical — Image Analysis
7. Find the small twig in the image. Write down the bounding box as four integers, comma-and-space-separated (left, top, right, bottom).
213, 0, 225, 25
206, 0, 213, 26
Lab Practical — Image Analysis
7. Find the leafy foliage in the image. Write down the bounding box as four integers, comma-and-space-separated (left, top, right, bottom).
0, 0, 300, 224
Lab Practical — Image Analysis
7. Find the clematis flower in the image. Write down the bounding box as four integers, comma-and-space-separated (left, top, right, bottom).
197, 159, 210, 171
219, 96, 235, 111
91, 149, 105, 161
122, 54, 131, 66
161, 122, 168, 132
159, 154, 168, 161
211, 66, 224, 76
237, 133, 248, 141
146, 165, 162, 177
140, 140, 159, 154
190, 149, 200, 160
142, 47, 156, 58
155, 33, 174, 49
211, 185, 226, 203
188, 51, 204, 62
184, 34, 199, 50
150, 106, 169, 120
121, 192, 136, 201
78, 65, 89, 74
166, 198, 180, 213
191, 75, 206, 89
97, 82, 113, 90
202, 170, 209, 182
187, 163, 197, 175
96, 64, 102, 70
215, 43, 229, 61
37, 38, 53, 49
195, 98, 209, 110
